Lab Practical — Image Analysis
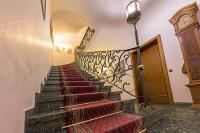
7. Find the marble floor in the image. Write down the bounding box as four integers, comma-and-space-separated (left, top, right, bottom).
135, 104, 200, 133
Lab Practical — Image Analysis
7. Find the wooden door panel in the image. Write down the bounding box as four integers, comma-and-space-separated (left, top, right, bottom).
145, 77, 168, 96
131, 36, 173, 104
148, 96, 169, 104
141, 43, 170, 103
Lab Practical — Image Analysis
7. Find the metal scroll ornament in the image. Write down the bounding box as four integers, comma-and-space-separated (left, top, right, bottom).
77, 27, 95, 51
75, 48, 139, 97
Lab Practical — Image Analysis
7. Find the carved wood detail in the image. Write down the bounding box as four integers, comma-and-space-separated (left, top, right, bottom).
170, 2, 200, 108
170, 2, 199, 34
182, 63, 187, 74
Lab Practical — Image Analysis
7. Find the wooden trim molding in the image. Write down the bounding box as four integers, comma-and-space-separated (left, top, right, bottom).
169, 2, 199, 35
157, 35, 174, 104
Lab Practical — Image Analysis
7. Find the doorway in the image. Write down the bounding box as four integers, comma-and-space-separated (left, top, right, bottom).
131, 35, 173, 104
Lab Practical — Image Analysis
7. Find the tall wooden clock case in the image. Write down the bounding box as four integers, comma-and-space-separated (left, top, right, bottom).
170, 3, 200, 109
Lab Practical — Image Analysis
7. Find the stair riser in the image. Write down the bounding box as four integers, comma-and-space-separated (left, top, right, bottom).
27, 118, 65, 133
27, 110, 65, 133
42, 86, 62, 91
37, 100, 64, 113
47, 77, 99, 82
101, 86, 111, 92
65, 102, 121, 125
45, 81, 104, 87
40, 86, 111, 97
122, 100, 135, 114
36, 92, 121, 113
40, 91, 61, 97
109, 93, 121, 101
41, 85, 109, 93
48, 75, 95, 79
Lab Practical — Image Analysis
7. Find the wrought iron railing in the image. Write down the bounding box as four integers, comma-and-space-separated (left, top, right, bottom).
74, 47, 143, 98
76, 27, 95, 51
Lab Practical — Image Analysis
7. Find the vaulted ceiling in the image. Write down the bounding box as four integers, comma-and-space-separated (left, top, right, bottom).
50, 0, 152, 49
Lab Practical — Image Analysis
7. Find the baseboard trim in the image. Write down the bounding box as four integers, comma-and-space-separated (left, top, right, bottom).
174, 102, 192, 107
191, 104, 200, 109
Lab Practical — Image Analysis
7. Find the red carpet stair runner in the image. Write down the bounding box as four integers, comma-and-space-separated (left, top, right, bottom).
59, 64, 145, 133
26, 64, 146, 133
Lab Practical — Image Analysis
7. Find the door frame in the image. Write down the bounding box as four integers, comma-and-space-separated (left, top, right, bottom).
131, 35, 174, 104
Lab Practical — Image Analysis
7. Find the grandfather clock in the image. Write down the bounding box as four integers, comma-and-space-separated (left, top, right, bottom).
170, 3, 200, 109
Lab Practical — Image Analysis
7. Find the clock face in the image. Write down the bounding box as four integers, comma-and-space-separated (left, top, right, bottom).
177, 14, 194, 30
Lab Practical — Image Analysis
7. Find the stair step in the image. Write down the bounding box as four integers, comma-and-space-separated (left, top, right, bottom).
42, 86, 61, 91
62, 81, 93, 86
36, 98, 64, 113
36, 91, 121, 113
28, 110, 65, 124
37, 91, 121, 103
41, 85, 111, 93
48, 76, 99, 82
122, 99, 136, 114
62, 86, 100, 94
27, 110, 65, 133
49, 74, 82, 77
26, 64, 138, 133
46, 80, 93, 86
49, 74, 95, 79
57, 77, 87, 81
65, 101, 122, 125
46, 80, 105, 86
63, 92, 108, 106
109, 91, 122, 101
66, 113, 145, 133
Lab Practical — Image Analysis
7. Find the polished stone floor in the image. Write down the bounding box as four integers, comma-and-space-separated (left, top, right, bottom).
135, 104, 200, 133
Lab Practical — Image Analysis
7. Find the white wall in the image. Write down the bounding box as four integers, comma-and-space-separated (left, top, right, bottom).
85, 0, 200, 103
52, 26, 88, 66
137, 0, 200, 103
53, 50, 74, 65
0, 0, 53, 133
85, 24, 135, 51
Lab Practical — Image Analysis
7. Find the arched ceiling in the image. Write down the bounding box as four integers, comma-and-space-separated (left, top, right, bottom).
50, 0, 151, 49
51, 0, 151, 27
52, 10, 87, 33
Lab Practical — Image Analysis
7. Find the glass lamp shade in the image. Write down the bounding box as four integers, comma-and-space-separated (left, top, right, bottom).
126, 0, 141, 25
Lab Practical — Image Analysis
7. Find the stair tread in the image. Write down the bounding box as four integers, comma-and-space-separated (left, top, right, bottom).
83, 113, 144, 133
65, 100, 120, 110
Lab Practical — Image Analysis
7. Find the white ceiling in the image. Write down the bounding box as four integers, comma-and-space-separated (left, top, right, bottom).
50, 0, 152, 48
51, 0, 153, 26
52, 10, 87, 33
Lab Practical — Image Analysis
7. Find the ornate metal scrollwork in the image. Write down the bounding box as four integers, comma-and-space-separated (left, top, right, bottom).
75, 48, 140, 97
76, 27, 95, 51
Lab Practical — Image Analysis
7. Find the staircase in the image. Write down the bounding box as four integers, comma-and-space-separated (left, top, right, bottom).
26, 64, 145, 133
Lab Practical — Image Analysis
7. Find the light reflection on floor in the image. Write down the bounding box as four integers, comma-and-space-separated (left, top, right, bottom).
136, 104, 200, 133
